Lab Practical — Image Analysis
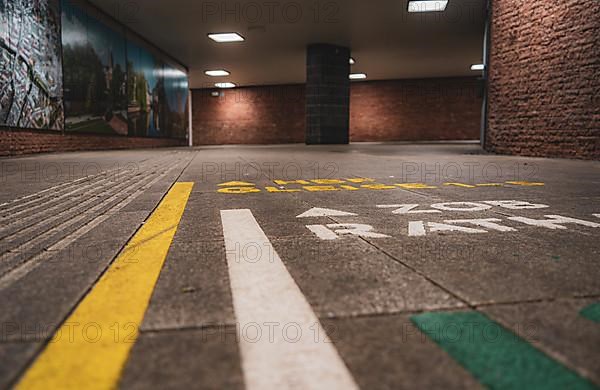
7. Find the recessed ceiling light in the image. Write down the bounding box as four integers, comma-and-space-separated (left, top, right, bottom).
349, 57, 356, 65
205, 69, 230, 77
207, 32, 245, 43
471, 64, 485, 71
349, 73, 367, 80
215, 82, 236, 88
407, 0, 448, 13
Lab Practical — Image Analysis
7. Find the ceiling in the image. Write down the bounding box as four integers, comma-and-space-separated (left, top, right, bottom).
89, 0, 486, 88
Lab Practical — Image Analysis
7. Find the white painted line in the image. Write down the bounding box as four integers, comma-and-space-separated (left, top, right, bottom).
220, 209, 359, 390
297, 207, 357, 218
482, 200, 549, 210
306, 224, 390, 240
431, 202, 492, 212
327, 224, 390, 238
428, 222, 487, 234
408, 221, 426, 237
188, 89, 193, 147
444, 219, 516, 232
377, 204, 441, 214
306, 224, 339, 240
508, 215, 600, 230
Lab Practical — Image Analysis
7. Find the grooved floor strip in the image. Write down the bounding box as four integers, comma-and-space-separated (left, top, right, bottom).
0, 154, 172, 215
0, 158, 186, 275
15, 182, 193, 390
0, 154, 177, 235
0, 162, 186, 290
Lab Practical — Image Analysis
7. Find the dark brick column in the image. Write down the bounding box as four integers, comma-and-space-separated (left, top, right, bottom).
305, 44, 350, 144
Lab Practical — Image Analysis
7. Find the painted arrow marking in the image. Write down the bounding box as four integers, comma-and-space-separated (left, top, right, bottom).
297, 207, 357, 218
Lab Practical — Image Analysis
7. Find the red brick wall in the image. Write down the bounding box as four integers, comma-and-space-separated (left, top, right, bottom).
486, 0, 600, 159
192, 78, 482, 145
350, 78, 482, 142
192, 85, 305, 145
0, 129, 186, 157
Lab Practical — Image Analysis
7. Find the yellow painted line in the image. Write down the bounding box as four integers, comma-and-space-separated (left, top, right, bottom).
361, 183, 396, 190
274, 179, 310, 185
506, 181, 545, 186
396, 183, 437, 189
218, 186, 260, 194
346, 178, 375, 183
265, 186, 301, 193
17, 182, 194, 390
444, 182, 476, 188
216, 179, 548, 194
303, 185, 339, 192
311, 179, 346, 185
218, 181, 255, 186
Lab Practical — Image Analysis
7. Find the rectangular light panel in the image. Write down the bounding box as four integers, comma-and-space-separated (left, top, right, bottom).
208, 33, 245, 43
408, 1, 449, 13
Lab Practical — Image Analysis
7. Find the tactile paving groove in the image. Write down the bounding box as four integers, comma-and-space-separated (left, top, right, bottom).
0, 153, 177, 215
0, 152, 194, 282
0, 154, 177, 237
0, 154, 164, 212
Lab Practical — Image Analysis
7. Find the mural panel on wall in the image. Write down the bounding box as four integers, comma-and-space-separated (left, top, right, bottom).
0, 0, 188, 138
127, 39, 165, 137
61, 0, 128, 135
0, 0, 64, 130
163, 65, 189, 139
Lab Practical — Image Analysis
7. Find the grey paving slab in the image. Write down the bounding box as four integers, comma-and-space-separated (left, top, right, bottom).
481, 299, 600, 385
364, 229, 600, 305
141, 241, 235, 331
117, 190, 170, 213
173, 198, 224, 243
0, 342, 40, 389
272, 236, 465, 317
0, 211, 150, 342
1, 144, 599, 388
322, 315, 482, 390
120, 328, 244, 390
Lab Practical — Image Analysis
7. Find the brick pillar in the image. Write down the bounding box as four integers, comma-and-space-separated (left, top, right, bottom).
305, 44, 350, 144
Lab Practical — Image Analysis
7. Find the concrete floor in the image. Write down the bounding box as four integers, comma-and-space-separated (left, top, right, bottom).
1, 143, 599, 389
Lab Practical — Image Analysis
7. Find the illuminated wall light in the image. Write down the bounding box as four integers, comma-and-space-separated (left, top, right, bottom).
205, 69, 230, 76
349, 73, 367, 80
471, 64, 485, 71
161, 69, 187, 77
215, 82, 236, 88
407, 0, 449, 13
349, 57, 356, 65
207, 32, 245, 43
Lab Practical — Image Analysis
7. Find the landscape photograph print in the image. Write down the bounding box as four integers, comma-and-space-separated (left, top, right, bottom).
61, 0, 128, 135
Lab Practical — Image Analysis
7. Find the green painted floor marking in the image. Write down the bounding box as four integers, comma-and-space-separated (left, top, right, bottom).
410, 311, 596, 390
580, 303, 600, 323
